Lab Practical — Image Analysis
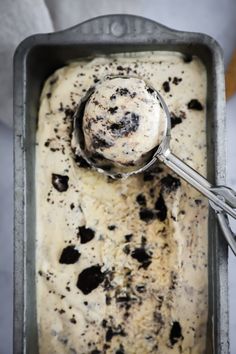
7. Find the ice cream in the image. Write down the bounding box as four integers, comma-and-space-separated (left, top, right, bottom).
36, 51, 208, 354
78, 76, 165, 167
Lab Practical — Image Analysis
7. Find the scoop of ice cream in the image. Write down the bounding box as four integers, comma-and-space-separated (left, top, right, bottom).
81, 76, 164, 166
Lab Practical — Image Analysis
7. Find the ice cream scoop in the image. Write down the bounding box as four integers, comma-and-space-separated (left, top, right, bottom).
81, 76, 165, 167
73, 76, 236, 242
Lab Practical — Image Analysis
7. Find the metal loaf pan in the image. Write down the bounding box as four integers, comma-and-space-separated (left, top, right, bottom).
13, 14, 228, 354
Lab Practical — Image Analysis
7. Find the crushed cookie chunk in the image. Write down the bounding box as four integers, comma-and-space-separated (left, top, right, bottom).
108, 225, 116, 231
78, 226, 95, 244
124, 234, 133, 242
115, 344, 125, 354
123, 245, 130, 255
109, 112, 139, 137
169, 321, 183, 345
108, 106, 118, 114
139, 208, 155, 222
131, 248, 152, 269
155, 194, 167, 221
172, 77, 182, 85
59, 245, 80, 264
92, 135, 113, 149
105, 325, 126, 342
170, 113, 183, 128
115, 87, 130, 96
162, 81, 170, 92
77, 265, 104, 295
136, 194, 147, 206
91, 350, 102, 354
52, 173, 69, 192
187, 99, 203, 110
161, 174, 181, 192
194, 199, 202, 205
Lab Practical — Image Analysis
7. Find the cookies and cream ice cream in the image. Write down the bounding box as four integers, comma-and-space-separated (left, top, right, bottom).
36, 51, 208, 354
77, 76, 165, 167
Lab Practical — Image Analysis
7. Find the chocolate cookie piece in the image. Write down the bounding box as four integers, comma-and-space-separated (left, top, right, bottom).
161, 174, 181, 192
136, 194, 147, 206
124, 234, 133, 242
109, 112, 139, 138
162, 81, 170, 93
108, 106, 118, 114
78, 226, 95, 244
105, 325, 126, 342
59, 246, 80, 264
187, 99, 203, 111
108, 225, 116, 231
76, 265, 104, 295
155, 194, 167, 222
170, 113, 183, 128
52, 173, 69, 192
172, 77, 182, 85
116, 87, 130, 96
169, 321, 183, 345
131, 247, 152, 269
115, 344, 125, 354
139, 208, 155, 222
91, 350, 102, 354
92, 135, 113, 149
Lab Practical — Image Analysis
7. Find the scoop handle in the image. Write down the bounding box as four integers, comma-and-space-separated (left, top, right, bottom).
159, 149, 236, 219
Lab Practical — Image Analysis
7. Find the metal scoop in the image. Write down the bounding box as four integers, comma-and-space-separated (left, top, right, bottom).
73, 76, 236, 253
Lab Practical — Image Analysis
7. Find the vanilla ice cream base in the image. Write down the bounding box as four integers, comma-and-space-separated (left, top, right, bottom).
36, 51, 208, 354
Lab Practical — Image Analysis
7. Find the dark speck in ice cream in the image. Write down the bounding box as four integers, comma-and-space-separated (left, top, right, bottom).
110, 94, 116, 100
52, 173, 69, 192
78, 226, 95, 244
76, 265, 105, 295
108, 225, 116, 231
59, 245, 80, 264
187, 99, 203, 111
146, 87, 154, 95
116, 87, 130, 96
195, 199, 202, 205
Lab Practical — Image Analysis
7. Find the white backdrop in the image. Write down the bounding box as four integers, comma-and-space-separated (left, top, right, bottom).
0, 1, 235, 353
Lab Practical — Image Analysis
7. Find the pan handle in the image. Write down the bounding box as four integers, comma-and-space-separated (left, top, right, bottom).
59, 14, 182, 41
217, 212, 236, 255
